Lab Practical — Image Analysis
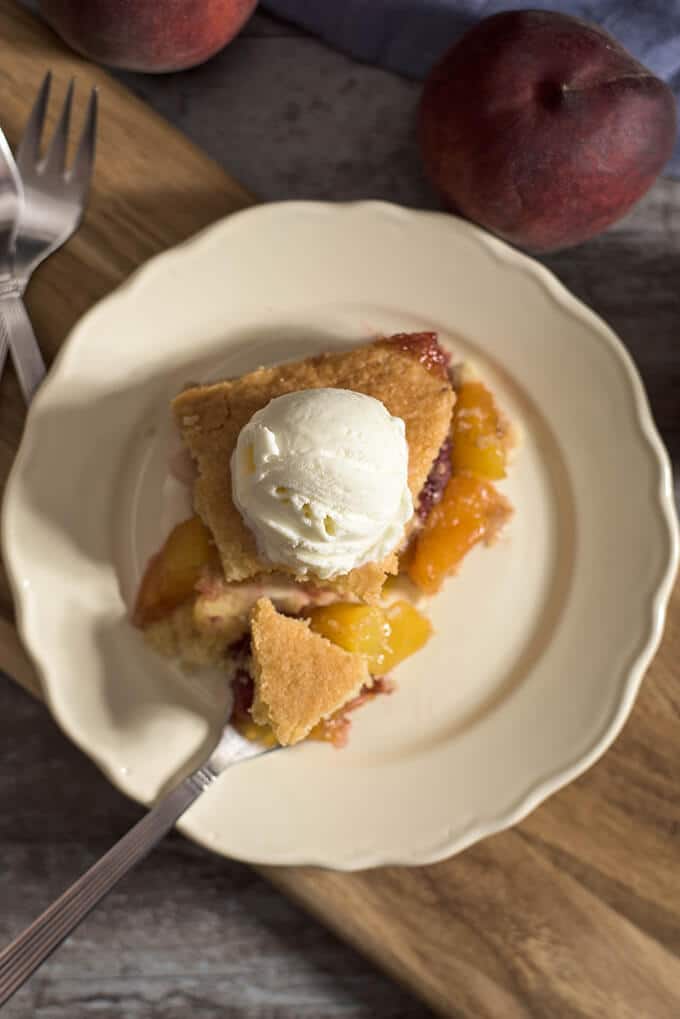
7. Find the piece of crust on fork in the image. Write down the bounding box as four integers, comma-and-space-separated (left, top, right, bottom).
249, 598, 370, 746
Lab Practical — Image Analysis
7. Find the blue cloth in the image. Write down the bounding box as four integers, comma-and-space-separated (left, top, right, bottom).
264, 1, 680, 176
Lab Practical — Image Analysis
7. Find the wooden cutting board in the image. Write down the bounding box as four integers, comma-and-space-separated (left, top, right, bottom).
1, 4, 679, 1017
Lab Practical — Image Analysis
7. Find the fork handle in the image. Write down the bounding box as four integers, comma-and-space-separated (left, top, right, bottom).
0, 291, 46, 402
0, 766, 217, 1007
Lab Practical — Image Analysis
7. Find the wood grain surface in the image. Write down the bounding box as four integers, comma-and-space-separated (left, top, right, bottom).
0, 0, 252, 625
1, 3, 679, 1018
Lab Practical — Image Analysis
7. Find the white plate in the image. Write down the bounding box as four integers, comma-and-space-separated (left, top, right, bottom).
3, 202, 678, 869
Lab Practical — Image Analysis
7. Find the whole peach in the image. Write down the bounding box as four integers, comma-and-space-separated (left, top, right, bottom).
40, 0, 258, 73
419, 11, 677, 251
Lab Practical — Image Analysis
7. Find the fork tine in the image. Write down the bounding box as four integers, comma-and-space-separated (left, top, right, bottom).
16, 70, 51, 172
67, 87, 98, 201
43, 78, 74, 177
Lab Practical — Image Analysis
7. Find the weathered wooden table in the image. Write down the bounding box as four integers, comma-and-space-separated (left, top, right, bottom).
2, 8, 679, 1018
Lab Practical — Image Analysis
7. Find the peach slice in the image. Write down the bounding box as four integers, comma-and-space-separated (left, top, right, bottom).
134, 515, 220, 626
451, 380, 507, 480
408, 475, 512, 594
381, 601, 433, 673
307, 600, 432, 675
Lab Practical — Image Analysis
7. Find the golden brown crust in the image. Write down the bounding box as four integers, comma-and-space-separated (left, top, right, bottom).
249, 598, 370, 745
174, 340, 454, 602
143, 602, 238, 667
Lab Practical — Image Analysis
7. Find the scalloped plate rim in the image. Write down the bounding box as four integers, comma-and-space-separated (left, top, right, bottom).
3, 200, 678, 869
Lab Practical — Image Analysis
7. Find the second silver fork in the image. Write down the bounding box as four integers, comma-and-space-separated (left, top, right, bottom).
0, 72, 97, 401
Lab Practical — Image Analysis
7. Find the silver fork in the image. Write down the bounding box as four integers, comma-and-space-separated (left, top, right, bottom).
0, 131, 40, 402
0, 72, 97, 400
0, 722, 278, 1006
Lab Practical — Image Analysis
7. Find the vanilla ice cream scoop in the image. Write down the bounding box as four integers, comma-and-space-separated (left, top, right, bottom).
231, 388, 413, 578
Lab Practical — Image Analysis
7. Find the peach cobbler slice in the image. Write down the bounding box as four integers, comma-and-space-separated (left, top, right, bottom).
172, 332, 454, 602
134, 333, 518, 747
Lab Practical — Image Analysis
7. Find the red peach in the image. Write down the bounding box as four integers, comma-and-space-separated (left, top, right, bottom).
419, 11, 677, 252
40, 0, 258, 73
